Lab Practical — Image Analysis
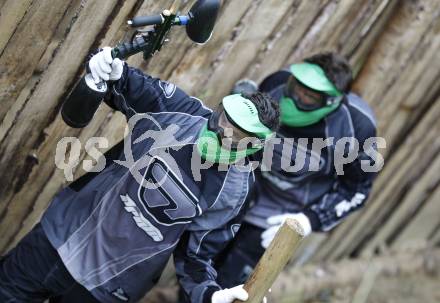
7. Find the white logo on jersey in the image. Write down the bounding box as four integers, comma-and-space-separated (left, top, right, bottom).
111, 287, 129, 301
120, 194, 164, 242
231, 224, 241, 237
159, 80, 176, 98
335, 193, 366, 217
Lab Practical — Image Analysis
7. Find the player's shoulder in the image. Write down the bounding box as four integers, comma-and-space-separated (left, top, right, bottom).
155, 79, 212, 118
259, 68, 291, 93
342, 92, 377, 140
345, 93, 376, 128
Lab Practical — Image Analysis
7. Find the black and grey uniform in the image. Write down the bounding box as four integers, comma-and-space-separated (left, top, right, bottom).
215, 69, 378, 288
0, 65, 254, 303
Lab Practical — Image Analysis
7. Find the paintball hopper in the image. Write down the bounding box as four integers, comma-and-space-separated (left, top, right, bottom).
127, 0, 220, 45
186, 0, 220, 43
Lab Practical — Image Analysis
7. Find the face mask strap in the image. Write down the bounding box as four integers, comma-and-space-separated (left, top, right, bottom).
325, 95, 344, 106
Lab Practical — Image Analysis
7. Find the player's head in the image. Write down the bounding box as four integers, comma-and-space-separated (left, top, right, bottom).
281, 52, 352, 127
303, 52, 353, 94
198, 92, 279, 164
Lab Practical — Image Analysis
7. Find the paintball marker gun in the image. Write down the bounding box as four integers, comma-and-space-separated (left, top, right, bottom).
61, 0, 220, 128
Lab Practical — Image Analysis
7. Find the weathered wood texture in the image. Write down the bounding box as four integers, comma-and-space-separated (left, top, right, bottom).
0, 0, 439, 280
310, 0, 440, 262
270, 247, 440, 302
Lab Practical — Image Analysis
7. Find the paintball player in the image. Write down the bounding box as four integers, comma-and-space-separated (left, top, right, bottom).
0, 47, 280, 303
214, 52, 378, 287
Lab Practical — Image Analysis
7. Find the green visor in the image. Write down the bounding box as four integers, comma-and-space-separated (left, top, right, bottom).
290, 63, 342, 97
222, 94, 273, 139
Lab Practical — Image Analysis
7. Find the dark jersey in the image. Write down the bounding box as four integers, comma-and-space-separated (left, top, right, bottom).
42, 65, 253, 303
244, 70, 378, 231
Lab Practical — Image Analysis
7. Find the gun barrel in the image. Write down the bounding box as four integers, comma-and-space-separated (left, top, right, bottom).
128, 14, 164, 27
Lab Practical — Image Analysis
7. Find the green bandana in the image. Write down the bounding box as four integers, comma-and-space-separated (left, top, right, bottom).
195, 94, 274, 164
196, 124, 261, 164
280, 96, 339, 127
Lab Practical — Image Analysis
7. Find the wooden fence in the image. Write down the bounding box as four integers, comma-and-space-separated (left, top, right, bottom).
0, 0, 439, 267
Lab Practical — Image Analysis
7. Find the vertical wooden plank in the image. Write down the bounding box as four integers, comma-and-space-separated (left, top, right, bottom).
345, 0, 400, 75
245, 0, 329, 84
0, 0, 33, 54
431, 228, 440, 246
0, 0, 83, 146
392, 185, 440, 250
166, 0, 256, 98
353, 0, 440, 122
0, 0, 72, 121
0, 0, 123, 253
2, 0, 140, 252
185, 0, 294, 105
379, 33, 440, 152
362, 155, 440, 254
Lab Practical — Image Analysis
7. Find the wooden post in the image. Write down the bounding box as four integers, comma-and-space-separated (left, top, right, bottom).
233, 218, 305, 303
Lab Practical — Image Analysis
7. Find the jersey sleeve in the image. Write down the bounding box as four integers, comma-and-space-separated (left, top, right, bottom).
105, 64, 212, 119
303, 151, 377, 231
174, 206, 246, 303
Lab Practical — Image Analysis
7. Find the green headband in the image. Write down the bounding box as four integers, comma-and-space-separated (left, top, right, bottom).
222, 94, 273, 139
290, 62, 342, 97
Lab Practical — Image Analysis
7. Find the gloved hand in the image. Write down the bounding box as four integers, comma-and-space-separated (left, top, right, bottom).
212, 285, 248, 303
88, 47, 124, 83
261, 213, 312, 248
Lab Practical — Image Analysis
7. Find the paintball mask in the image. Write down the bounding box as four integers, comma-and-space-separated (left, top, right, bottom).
197, 94, 273, 164
280, 62, 344, 127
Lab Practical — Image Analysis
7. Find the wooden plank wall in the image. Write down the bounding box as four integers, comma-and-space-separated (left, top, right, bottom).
0, 0, 439, 267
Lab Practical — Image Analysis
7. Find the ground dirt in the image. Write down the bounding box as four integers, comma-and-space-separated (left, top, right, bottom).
294, 272, 440, 303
